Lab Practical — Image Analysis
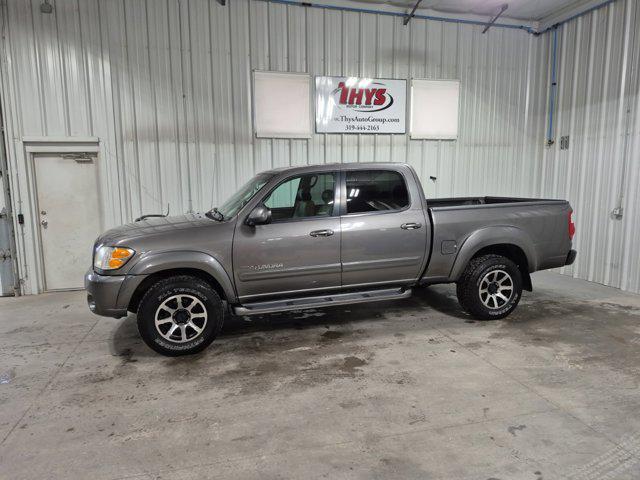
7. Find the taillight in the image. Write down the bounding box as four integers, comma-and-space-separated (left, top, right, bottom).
568, 210, 575, 240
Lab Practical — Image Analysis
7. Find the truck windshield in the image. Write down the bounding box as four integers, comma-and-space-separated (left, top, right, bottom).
212, 173, 274, 219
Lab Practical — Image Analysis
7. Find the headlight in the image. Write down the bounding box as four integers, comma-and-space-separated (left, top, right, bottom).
94, 246, 135, 270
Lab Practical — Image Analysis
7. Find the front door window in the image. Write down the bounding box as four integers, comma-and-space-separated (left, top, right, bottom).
265, 173, 337, 221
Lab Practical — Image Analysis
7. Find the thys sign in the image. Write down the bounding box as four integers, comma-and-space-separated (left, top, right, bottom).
315, 76, 406, 134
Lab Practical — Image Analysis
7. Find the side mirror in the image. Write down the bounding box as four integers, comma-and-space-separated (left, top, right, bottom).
246, 205, 272, 226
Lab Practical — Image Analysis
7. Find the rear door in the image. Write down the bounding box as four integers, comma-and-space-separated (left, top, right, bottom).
340, 168, 428, 287
233, 171, 341, 301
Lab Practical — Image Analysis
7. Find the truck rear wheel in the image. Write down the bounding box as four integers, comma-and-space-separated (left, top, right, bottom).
137, 275, 224, 356
456, 254, 522, 320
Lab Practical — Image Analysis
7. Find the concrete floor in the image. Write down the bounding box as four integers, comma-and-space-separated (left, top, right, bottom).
1, 272, 640, 480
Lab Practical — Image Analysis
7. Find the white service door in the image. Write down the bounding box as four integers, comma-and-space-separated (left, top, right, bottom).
34, 154, 102, 290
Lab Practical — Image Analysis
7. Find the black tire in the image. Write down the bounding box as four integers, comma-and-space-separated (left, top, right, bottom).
136, 275, 224, 356
456, 254, 523, 320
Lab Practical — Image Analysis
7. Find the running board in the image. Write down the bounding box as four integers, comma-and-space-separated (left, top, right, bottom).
233, 287, 412, 316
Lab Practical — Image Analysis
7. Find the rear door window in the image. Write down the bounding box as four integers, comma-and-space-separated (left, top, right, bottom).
345, 170, 409, 214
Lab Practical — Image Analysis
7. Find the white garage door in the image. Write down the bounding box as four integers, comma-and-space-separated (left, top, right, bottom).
34, 154, 102, 291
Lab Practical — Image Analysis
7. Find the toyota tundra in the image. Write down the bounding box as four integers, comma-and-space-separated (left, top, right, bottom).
85, 163, 577, 356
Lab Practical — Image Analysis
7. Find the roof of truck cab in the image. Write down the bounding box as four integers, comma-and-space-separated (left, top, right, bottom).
261, 162, 411, 175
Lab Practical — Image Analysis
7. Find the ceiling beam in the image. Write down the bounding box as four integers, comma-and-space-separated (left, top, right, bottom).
482, 4, 508, 34
403, 0, 423, 26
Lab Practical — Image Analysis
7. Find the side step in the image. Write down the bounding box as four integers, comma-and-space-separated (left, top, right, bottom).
233, 287, 412, 316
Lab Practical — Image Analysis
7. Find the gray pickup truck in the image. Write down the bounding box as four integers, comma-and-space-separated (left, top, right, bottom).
85, 163, 576, 356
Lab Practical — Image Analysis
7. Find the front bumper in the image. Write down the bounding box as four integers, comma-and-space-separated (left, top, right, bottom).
84, 269, 146, 318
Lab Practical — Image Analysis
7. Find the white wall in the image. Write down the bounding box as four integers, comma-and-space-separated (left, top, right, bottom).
540, 0, 640, 293
2, 0, 635, 296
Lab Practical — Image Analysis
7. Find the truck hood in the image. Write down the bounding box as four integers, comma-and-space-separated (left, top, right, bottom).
96, 213, 216, 245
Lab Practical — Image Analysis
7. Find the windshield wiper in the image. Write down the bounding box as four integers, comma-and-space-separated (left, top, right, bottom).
205, 207, 224, 221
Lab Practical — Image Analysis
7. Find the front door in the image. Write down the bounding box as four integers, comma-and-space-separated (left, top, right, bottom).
233, 171, 341, 301
34, 154, 102, 290
340, 168, 428, 287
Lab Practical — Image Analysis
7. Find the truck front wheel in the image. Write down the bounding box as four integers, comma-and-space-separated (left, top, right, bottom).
456, 254, 523, 320
137, 275, 224, 356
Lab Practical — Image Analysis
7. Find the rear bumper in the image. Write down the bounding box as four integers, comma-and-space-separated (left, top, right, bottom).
84, 269, 146, 318
565, 249, 577, 266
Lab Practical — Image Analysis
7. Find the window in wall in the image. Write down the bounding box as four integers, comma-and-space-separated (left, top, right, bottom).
410, 79, 460, 140
264, 173, 336, 221
253, 71, 312, 138
345, 170, 409, 214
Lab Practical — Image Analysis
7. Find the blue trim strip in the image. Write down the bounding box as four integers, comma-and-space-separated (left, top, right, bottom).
547, 28, 558, 144
262, 0, 537, 33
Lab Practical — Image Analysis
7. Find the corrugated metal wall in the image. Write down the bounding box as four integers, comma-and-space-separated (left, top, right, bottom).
541, 0, 640, 293
2, 0, 636, 296
5, 0, 639, 297
0, 0, 550, 295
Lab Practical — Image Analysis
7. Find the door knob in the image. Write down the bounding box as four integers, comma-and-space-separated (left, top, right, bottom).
40, 219, 48, 228
401, 222, 422, 230
310, 229, 334, 237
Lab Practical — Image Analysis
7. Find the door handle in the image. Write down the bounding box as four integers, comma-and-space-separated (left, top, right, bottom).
40, 219, 48, 228
401, 222, 421, 230
310, 229, 334, 237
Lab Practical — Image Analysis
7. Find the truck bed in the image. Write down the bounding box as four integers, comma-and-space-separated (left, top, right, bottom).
427, 196, 566, 209
422, 196, 572, 284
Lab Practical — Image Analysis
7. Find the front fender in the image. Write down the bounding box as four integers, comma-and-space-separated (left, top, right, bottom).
127, 250, 237, 303
449, 226, 537, 281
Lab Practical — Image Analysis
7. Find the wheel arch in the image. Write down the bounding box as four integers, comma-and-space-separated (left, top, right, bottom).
450, 227, 536, 291
469, 244, 532, 291
125, 251, 237, 313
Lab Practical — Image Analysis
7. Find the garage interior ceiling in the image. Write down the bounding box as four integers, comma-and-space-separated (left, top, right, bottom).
306, 0, 613, 31
354, 0, 591, 21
